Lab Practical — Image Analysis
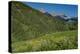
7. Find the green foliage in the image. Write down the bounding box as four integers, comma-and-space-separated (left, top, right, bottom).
67, 21, 78, 30
10, 1, 78, 52
12, 31, 78, 52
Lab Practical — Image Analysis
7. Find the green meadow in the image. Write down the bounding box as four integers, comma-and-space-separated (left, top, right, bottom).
12, 30, 77, 52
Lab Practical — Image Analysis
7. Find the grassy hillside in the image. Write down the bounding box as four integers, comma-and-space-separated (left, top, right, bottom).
11, 1, 69, 42
10, 1, 78, 52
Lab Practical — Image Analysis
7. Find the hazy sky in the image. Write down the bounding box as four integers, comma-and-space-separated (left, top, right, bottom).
24, 2, 78, 18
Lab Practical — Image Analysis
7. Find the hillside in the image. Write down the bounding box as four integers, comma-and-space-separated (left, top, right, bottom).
11, 1, 69, 42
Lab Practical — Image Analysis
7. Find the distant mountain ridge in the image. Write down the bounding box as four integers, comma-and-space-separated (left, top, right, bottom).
43, 11, 78, 21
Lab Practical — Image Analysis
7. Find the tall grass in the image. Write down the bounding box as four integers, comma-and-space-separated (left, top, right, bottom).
12, 30, 78, 52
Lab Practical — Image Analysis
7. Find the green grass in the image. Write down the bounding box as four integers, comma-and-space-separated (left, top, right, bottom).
12, 30, 78, 52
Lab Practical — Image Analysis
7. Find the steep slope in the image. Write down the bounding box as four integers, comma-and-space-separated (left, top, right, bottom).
11, 1, 68, 42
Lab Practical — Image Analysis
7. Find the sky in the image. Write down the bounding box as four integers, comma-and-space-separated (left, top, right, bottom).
24, 2, 78, 18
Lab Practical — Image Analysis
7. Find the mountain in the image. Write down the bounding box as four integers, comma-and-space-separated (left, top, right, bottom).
66, 17, 78, 30
66, 17, 78, 22
44, 12, 52, 17
44, 12, 70, 21
11, 1, 75, 42
44, 12, 78, 23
